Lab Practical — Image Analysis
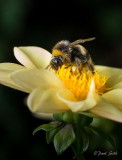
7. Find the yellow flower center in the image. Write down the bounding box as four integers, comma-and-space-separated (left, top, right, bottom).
56, 65, 111, 100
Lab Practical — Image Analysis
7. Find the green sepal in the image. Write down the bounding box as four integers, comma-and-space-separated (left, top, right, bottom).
33, 121, 62, 135
53, 112, 64, 121
73, 114, 93, 126
71, 127, 89, 157
53, 111, 73, 123
53, 112, 93, 126
88, 125, 116, 148
46, 123, 65, 144
54, 124, 76, 155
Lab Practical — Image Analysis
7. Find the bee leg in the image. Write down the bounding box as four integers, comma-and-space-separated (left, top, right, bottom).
74, 57, 83, 74
64, 64, 72, 69
74, 57, 81, 66
45, 64, 50, 69
45, 64, 52, 71
87, 63, 95, 74
78, 67, 82, 74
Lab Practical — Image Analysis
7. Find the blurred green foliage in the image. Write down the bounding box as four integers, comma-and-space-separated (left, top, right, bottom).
0, 0, 122, 160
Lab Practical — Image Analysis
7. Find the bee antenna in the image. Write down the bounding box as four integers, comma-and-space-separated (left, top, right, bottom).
69, 37, 96, 46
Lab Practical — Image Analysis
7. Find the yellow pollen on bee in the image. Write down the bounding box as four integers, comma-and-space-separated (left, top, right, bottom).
52, 49, 64, 56
56, 65, 111, 100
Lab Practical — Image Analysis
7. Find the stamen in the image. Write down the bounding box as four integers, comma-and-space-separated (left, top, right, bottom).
56, 65, 111, 100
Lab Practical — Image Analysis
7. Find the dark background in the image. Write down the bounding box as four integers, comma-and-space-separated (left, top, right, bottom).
0, 0, 122, 160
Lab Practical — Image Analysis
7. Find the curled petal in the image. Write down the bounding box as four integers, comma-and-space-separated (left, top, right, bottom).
90, 97, 122, 122
0, 63, 28, 92
27, 87, 69, 114
10, 69, 64, 92
102, 89, 122, 111
57, 80, 97, 112
14, 47, 52, 69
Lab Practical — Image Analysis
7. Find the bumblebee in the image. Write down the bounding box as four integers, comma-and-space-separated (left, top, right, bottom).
47, 37, 95, 72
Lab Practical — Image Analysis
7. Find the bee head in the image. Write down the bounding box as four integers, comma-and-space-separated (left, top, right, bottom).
50, 56, 64, 70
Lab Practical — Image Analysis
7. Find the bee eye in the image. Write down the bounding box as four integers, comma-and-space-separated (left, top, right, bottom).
51, 58, 58, 63
51, 56, 63, 68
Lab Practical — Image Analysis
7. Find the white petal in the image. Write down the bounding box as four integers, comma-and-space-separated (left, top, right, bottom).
14, 47, 52, 69
57, 80, 97, 112
31, 113, 53, 120
107, 75, 122, 87
80, 112, 99, 118
27, 87, 69, 114
0, 63, 28, 92
95, 65, 122, 87
102, 89, 122, 110
95, 65, 122, 77
113, 82, 122, 89
0, 63, 25, 71
10, 69, 64, 92
90, 97, 122, 122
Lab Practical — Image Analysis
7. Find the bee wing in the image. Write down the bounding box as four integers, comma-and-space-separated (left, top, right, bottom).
69, 37, 96, 46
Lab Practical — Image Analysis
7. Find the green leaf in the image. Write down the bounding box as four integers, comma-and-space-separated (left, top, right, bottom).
33, 122, 62, 135
82, 130, 89, 152
89, 125, 116, 148
54, 124, 76, 155
46, 124, 64, 143
71, 127, 89, 157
